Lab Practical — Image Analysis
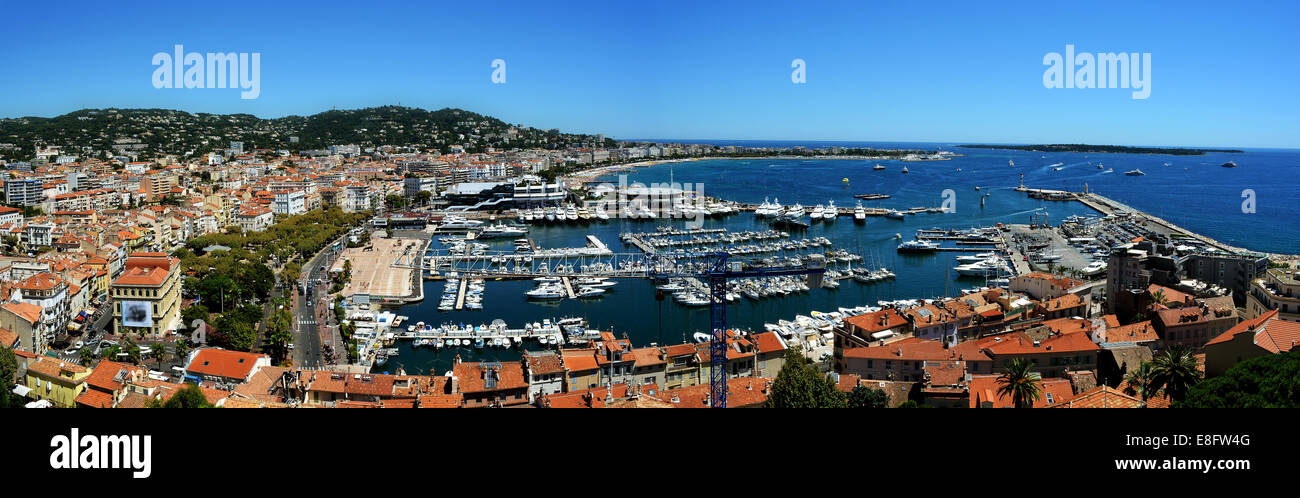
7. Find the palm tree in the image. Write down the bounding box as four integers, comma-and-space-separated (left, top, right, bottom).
996, 358, 1043, 408
1148, 346, 1201, 402
1122, 362, 1155, 401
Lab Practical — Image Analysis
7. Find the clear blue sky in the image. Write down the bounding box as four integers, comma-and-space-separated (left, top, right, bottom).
3, 0, 1297, 148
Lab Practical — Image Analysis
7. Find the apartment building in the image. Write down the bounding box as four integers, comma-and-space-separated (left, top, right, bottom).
111, 252, 182, 336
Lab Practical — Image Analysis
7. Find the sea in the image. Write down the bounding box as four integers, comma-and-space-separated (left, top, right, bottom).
375, 142, 1299, 375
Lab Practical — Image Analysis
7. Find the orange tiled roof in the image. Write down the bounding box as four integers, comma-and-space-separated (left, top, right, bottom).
186, 348, 267, 381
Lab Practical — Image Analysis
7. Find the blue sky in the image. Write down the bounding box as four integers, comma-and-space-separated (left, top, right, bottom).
3, 0, 1297, 147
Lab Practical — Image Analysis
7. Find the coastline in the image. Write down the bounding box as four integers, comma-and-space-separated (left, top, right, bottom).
1077, 192, 1297, 261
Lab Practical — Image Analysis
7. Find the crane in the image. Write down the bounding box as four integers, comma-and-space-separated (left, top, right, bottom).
646, 251, 826, 408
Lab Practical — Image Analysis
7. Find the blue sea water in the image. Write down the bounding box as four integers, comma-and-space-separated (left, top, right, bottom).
377, 144, 1298, 374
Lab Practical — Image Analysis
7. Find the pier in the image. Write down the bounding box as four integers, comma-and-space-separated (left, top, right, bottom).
561, 277, 576, 298
454, 278, 468, 310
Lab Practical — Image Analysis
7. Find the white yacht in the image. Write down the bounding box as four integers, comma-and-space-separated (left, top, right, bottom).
786, 203, 805, 218
955, 251, 1001, 263
479, 223, 528, 238
810, 204, 825, 221
954, 258, 1012, 277
440, 216, 484, 230
853, 201, 866, 222
823, 201, 836, 222
525, 286, 565, 299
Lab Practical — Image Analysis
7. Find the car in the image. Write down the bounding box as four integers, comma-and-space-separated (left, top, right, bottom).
74, 341, 84, 349
287, 343, 295, 350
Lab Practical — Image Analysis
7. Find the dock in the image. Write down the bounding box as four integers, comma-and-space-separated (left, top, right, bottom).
454, 278, 468, 310
561, 277, 576, 298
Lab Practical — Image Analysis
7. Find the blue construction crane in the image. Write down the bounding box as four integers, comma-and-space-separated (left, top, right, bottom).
647, 251, 825, 408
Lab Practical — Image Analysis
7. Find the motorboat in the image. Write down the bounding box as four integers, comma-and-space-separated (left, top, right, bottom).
823, 200, 836, 222
1125, 169, 1145, 176
693, 332, 712, 343
575, 287, 606, 298
885, 209, 906, 220
478, 223, 528, 238
810, 204, 825, 221
954, 258, 1012, 277
525, 286, 564, 299
897, 239, 940, 253
901, 166, 909, 174
956, 251, 1001, 263
873, 163, 886, 170
1221, 161, 1237, 168
853, 201, 866, 222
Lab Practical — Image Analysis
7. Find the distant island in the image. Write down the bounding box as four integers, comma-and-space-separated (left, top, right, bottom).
957, 144, 1243, 155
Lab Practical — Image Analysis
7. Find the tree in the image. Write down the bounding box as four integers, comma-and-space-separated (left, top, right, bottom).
416, 190, 433, 206
847, 385, 889, 408
214, 314, 257, 351
996, 358, 1043, 408
0, 346, 17, 408
155, 384, 214, 408
1178, 351, 1300, 408
1147, 345, 1201, 403
767, 346, 847, 408
1122, 362, 1155, 401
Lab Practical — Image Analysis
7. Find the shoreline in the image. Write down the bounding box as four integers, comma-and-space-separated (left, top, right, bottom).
1076, 192, 1297, 261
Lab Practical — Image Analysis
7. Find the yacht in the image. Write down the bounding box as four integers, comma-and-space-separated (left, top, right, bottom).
1221, 161, 1238, 168
479, 223, 528, 239
577, 206, 592, 221
440, 216, 484, 230
955, 251, 1001, 263
525, 286, 564, 299
1124, 169, 1145, 176
896, 239, 940, 253
873, 164, 886, 171
901, 166, 909, 174
1081, 261, 1108, 276
954, 258, 1012, 277
1008, 159, 1015, 167
544, 208, 556, 222
823, 201, 836, 222
810, 204, 825, 221
575, 287, 606, 298
595, 207, 611, 221
786, 203, 805, 218
885, 209, 906, 220
853, 201, 866, 222
565, 205, 579, 222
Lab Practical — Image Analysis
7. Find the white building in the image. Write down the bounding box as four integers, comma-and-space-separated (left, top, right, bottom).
273, 190, 307, 216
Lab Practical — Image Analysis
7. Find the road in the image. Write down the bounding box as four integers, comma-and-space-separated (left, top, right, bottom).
293, 235, 347, 368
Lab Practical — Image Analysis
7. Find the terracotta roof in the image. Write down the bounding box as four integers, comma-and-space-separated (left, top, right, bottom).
186, 348, 267, 381
524, 352, 566, 375
1047, 386, 1146, 408
657, 377, 772, 408
75, 388, 115, 408
560, 349, 599, 372
968, 375, 1075, 408
1205, 309, 1300, 354
0, 327, 17, 348
84, 360, 143, 392
843, 308, 909, 333
27, 356, 88, 378
453, 361, 528, 393
2, 302, 42, 324
1105, 320, 1159, 343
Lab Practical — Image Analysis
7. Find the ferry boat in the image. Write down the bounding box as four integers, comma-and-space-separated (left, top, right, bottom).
1124, 169, 1146, 176
896, 239, 940, 253
853, 201, 866, 222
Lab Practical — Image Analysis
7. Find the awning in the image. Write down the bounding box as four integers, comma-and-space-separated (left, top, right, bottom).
67, 322, 82, 331
12, 384, 32, 398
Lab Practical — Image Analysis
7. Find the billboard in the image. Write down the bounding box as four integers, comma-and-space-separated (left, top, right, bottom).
121, 301, 153, 328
